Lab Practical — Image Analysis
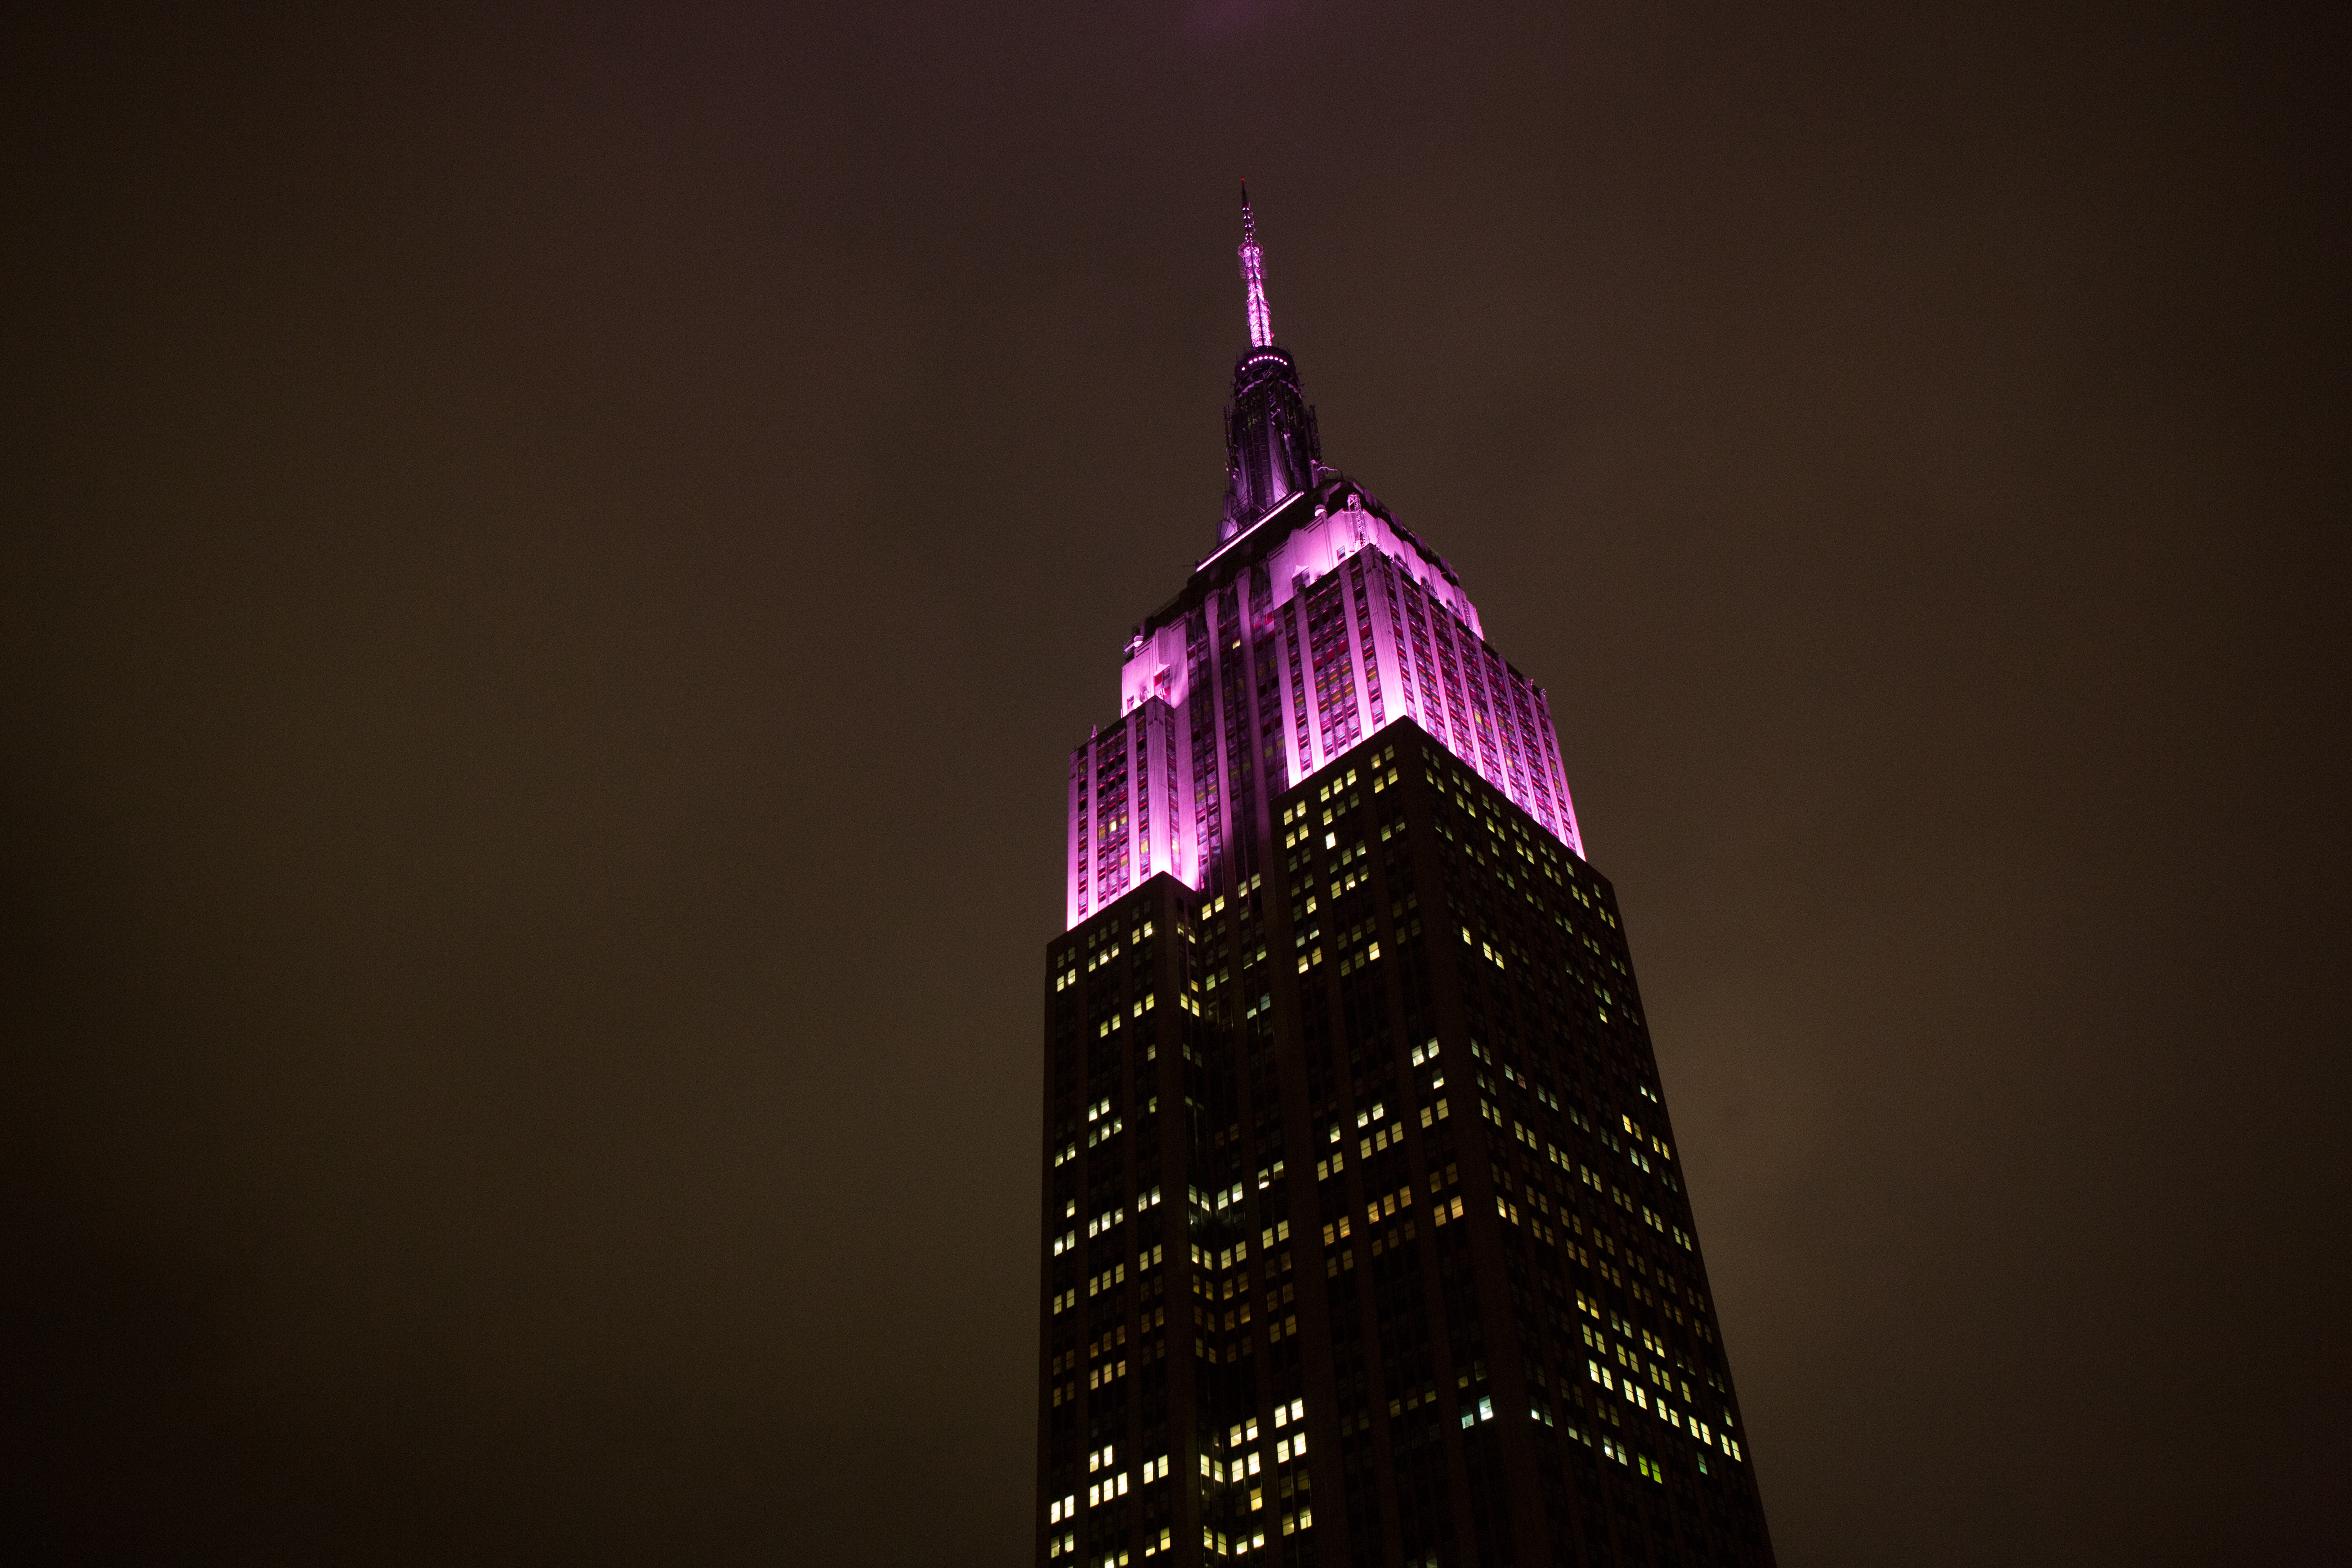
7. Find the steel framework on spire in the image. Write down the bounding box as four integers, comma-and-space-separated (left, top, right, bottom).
1238, 184, 1274, 348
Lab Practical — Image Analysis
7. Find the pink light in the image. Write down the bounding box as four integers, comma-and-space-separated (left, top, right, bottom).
1239, 185, 1273, 348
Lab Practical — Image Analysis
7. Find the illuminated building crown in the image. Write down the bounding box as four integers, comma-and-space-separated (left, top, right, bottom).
1063, 191, 1584, 928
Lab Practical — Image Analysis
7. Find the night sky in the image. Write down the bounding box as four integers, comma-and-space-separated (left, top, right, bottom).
5, 4, 2346, 1563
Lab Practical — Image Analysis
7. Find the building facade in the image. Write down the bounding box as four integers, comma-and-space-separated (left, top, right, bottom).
1037, 192, 1775, 1568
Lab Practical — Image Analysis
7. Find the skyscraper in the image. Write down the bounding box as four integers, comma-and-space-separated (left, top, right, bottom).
1036, 190, 1775, 1568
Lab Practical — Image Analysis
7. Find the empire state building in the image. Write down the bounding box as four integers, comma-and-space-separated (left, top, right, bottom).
1036, 190, 1776, 1568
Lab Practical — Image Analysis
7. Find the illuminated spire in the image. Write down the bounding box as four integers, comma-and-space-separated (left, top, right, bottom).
1238, 183, 1274, 348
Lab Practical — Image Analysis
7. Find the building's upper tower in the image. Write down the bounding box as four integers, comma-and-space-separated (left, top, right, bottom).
1064, 191, 1583, 928
1038, 192, 1776, 1568
1221, 187, 1323, 540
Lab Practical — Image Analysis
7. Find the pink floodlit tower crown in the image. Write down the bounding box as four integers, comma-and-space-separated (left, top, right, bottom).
1063, 194, 1586, 928
1238, 183, 1274, 349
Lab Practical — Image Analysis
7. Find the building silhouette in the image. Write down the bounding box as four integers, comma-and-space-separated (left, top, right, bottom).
1038, 190, 1775, 1568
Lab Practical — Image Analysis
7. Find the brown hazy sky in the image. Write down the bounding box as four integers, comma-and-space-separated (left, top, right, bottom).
4, 3, 2346, 1563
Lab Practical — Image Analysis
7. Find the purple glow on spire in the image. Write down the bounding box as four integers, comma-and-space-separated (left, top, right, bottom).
1238, 184, 1273, 348
1060, 197, 1592, 930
